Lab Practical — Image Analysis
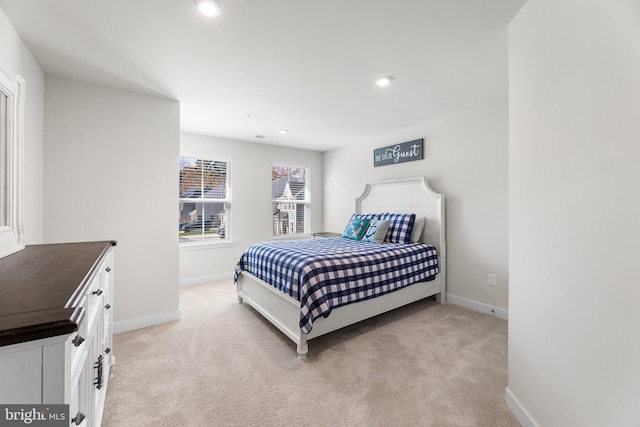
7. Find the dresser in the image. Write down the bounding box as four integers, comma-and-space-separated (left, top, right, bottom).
0, 241, 116, 427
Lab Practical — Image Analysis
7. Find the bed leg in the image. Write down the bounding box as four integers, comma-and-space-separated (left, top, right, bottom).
297, 336, 308, 360
237, 295, 243, 304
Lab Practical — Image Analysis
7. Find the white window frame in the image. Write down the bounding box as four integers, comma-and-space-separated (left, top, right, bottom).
179, 156, 231, 247
0, 58, 25, 259
271, 163, 310, 238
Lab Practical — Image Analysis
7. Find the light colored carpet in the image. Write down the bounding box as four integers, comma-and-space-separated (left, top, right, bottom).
102, 281, 519, 427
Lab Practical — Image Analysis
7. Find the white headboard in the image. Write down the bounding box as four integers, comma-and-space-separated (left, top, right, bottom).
355, 176, 446, 264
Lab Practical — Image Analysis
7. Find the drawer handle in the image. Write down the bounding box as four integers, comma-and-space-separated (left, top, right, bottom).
105, 304, 111, 310
93, 288, 104, 296
105, 347, 111, 354
72, 335, 85, 347
105, 266, 111, 272
72, 413, 86, 425
94, 355, 104, 390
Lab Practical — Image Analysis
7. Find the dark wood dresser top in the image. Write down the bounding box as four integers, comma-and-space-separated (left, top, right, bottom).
0, 241, 116, 346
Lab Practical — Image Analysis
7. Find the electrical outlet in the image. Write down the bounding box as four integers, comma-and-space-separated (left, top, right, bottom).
488, 273, 497, 287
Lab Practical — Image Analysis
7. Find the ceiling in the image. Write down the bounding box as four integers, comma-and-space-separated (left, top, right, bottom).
0, 0, 526, 151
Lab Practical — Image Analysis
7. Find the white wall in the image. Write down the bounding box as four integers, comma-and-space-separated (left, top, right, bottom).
508, 1, 640, 425
44, 76, 181, 331
323, 100, 509, 313
0, 8, 44, 244
179, 132, 323, 285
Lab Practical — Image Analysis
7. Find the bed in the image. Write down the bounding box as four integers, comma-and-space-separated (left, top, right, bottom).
235, 177, 446, 359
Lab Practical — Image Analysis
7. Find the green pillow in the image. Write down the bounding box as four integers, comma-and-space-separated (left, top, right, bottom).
342, 217, 371, 240
362, 219, 391, 244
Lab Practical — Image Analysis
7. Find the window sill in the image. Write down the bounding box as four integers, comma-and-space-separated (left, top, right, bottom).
269, 234, 311, 241
179, 240, 236, 252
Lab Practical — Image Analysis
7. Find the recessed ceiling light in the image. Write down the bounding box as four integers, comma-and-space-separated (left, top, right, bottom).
196, 0, 222, 17
279, 129, 288, 135
375, 76, 393, 87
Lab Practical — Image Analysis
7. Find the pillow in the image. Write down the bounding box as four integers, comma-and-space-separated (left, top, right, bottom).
341, 216, 371, 240
352, 213, 379, 220
362, 219, 391, 244
410, 217, 426, 243
379, 213, 416, 244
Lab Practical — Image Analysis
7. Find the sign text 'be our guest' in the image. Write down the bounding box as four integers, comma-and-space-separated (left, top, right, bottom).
373, 139, 423, 167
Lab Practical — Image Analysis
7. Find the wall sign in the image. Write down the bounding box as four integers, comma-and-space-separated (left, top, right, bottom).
373, 139, 423, 167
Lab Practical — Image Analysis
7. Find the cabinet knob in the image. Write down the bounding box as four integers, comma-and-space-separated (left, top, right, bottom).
105, 304, 111, 310
72, 413, 86, 425
72, 335, 85, 347
93, 288, 104, 296
105, 266, 111, 272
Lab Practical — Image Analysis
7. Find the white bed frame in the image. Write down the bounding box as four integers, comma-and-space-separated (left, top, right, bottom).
236, 177, 446, 359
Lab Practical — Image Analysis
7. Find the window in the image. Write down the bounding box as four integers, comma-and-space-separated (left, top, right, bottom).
179, 157, 230, 243
272, 164, 309, 236
0, 59, 25, 259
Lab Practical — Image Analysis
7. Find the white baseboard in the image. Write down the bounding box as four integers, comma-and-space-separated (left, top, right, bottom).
180, 272, 233, 287
505, 387, 540, 427
113, 310, 182, 334
446, 293, 509, 320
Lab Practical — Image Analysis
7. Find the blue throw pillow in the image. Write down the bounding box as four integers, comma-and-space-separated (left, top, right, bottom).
362, 219, 391, 244
342, 216, 371, 240
379, 213, 416, 244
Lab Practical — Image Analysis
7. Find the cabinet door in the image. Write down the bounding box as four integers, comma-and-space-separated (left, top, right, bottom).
69, 374, 88, 427
100, 252, 114, 366
91, 313, 106, 420
76, 349, 93, 426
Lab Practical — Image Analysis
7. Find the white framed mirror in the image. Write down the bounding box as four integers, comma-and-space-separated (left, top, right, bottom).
0, 58, 25, 259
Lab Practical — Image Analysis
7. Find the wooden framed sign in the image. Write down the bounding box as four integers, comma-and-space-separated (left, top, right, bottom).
373, 139, 423, 167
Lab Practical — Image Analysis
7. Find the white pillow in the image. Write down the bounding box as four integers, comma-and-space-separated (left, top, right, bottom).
410, 217, 425, 243
362, 219, 391, 244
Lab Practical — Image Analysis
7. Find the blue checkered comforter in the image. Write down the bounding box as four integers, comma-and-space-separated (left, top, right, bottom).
234, 237, 439, 333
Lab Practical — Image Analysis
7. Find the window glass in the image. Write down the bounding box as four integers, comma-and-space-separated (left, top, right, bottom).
179, 157, 230, 243
0, 93, 6, 226
272, 164, 309, 236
